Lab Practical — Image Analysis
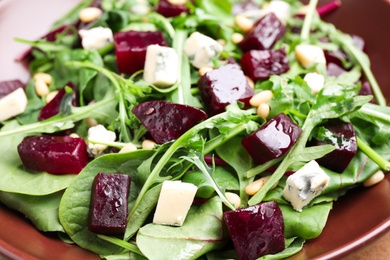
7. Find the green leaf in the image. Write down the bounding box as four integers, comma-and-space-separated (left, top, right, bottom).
259, 237, 305, 260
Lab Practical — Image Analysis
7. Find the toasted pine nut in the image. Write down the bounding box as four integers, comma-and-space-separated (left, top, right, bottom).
119, 143, 138, 153
45, 90, 59, 104
245, 176, 275, 195
250, 90, 273, 107
363, 170, 385, 187
69, 133, 80, 138
217, 39, 226, 46
33, 72, 53, 85
231, 32, 244, 44
34, 80, 49, 97
142, 139, 156, 150
225, 192, 241, 209
85, 118, 99, 127
198, 67, 213, 76
246, 76, 254, 89
235, 14, 253, 32
257, 103, 270, 118
167, 0, 186, 5
79, 7, 103, 23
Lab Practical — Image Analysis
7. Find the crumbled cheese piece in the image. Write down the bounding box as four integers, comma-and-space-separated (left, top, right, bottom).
184, 32, 223, 69
303, 72, 325, 94
79, 27, 113, 50
0, 88, 28, 122
295, 43, 326, 69
263, 0, 291, 24
153, 180, 198, 226
87, 124, 116, 157
282, 160, 330, 212
143, 45, 178, 87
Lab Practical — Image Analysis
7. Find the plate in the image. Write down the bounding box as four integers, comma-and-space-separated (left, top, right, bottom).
0, 0, 390, 259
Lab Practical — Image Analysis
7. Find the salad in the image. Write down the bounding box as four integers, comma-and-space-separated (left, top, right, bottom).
1, 0, 390, 259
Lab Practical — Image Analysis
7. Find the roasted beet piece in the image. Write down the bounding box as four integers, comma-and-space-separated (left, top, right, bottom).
238, 13, 285, 52
132, 100, 208, 144
88, 173, 130, 235
242, 113, 302, 165
17, 135, 89, 174
359, 81, 376, 104
114, 30, 167, 75
241, 48, 289, 81
157, 0, 188, 18
326, 62, 346, 77
0, 80, 25, 99
38, 82, 78, 121
224, 201, 285, 259
309, 119, 357, 173
198, 64, 254, 115
232, 0, 260, 15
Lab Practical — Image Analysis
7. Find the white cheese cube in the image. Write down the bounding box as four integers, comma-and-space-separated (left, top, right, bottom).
143, 45, 178, 87
153, 180, 198, 226
303, 72, 325, 94
264, 0, 291, 24
0, 88, 28, 122
79, 26, 113, 50
295, 43, 326, 69
87, 124, 116, 158
282, 160, 330, 212
184, 32, 223, 69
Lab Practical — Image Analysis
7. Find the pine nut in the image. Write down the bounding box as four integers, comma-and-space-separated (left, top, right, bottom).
79, 7, 103, 23
246, 76, 254, 89
167, 0, 186, 5
85, 118, 99, 127
119, 143, 138, 153
217, 39, 226, 46
363, 170, 385, 187
249, 90, 273, 107
198, 67, 213, 76
245, 176, 275, 195
33, 72, 53, 85
142, 139, 156, 150
225, 192, 241, 209
69, 133, 80, 138
257, 103, 270, 118
235, 14, 253, 32
34, 80, 49, 97
231, 32, 244, 44
45, 90, 59, 104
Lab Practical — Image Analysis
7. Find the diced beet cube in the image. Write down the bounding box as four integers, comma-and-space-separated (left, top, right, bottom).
326, 62, 346, 77
157, 0, 188, 18
0, 80, 25, 99
17, 135, 89, 174
238, 13, 285, 53
241, 48, 289, 81
197, 64, 254, 115
242, 113, 302, 165
114, 30, 167, 75
38, 82, 78, 121
352, 35, 365, 51
359, 81, 376, 104
132, 100, 208, 144
88, 173, 130, 235
309, 119, 357, 173
224, 201, 285, 259
324, 49, 348, 68
232, 0, 260, 16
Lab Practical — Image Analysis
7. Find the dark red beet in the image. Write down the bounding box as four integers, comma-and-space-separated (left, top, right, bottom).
242, 113, 302, 165
38, 82, 78, 121
309, 119, 357, 173
132, 100, 208, 144
326, 62, 346, 77
359, 81, 376, 104
232, 0, 260, 15
238, 13, 285, 53
224, 201, 285, 259
114, 30, 167, 75
88, 173, 130, 235
156, 0, 188, 18
197, 64, 254, 115
0, 80, 25, 99
17, 135, 89, 174
241, 48, 289, 81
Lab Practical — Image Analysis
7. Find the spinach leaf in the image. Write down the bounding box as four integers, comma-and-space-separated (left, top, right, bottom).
136, 196, 226, 259
58, 150, 154, 255
259, 237, 305, 260
0, 191, 64, 232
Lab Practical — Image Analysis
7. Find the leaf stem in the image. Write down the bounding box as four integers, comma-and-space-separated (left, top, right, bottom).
357, 136, 390, 171
300, 0, 319, 41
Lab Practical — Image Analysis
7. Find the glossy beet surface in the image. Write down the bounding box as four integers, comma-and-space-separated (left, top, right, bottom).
17, 135, 89, 174
224, 201, 285, 260
88, 173, 130, 235
114, 30, 167, 75
309, 119, 357, 173
156, 0, 188, 18
241, 48, 289, 81
242, 113, 302, 165
0, 79, 25, 99
38, 82, 77, 121
132, 100, 208, 144
239, 13, 285, 53
198, 64, 254, 115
